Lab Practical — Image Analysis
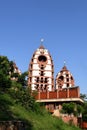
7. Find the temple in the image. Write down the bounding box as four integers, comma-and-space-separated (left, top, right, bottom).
28, 44, 83, 125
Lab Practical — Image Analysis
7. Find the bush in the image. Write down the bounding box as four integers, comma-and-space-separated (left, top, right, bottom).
62, 102, 83, 116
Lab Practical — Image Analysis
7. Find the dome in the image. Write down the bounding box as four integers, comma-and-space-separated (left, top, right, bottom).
55, 65, 75, 89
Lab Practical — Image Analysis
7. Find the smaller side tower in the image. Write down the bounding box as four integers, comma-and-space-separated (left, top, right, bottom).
55, 65, 75, 89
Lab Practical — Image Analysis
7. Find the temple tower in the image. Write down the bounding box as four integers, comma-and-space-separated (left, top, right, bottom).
55, 65, 75, 89
28, 45, 54, 92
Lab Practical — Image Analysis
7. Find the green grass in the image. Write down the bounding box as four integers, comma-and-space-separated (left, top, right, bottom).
0, 93, 81, 130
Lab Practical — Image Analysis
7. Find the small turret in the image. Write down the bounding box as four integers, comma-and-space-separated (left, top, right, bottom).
55, 65, 75, 89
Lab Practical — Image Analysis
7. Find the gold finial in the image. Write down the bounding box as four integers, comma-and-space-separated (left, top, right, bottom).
40, 38, 44, 44
64, 60, 66, 66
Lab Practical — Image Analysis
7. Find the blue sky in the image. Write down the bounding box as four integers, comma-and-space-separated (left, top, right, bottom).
0, 0, 87, 94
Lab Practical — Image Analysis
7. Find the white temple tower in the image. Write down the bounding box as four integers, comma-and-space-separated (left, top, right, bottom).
28, 45, 54, 92
55, 65, 75, 89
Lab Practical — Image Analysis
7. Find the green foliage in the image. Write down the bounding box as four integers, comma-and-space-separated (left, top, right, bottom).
80, 93, 87, 121
0, 71, 11, 91
10, 104, 81, 130
0, 92, 81, 130
62, 102, 83, 116
77, 104, 84, 115
17, 71, 28, 87
0, 56, 11, 76
0, 56, 14, 91
62, 102, 76, 115
9, 85, 38, 111
82, 101, 87, 121
0, 55, 39, 113
0, 93, 14, 120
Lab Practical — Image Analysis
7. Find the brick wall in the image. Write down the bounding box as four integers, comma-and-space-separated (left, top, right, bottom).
49, 91, 57, 99
61, 114, 77, 126
35, 87, 79, 100
69, 88, 78, 98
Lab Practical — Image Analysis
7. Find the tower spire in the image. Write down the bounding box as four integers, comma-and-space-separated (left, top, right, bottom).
64, 60, 66, 66
40, 38, 44, 44
39, 38, 45, 49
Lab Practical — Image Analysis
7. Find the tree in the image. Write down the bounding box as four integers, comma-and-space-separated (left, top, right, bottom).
0, 55, 40, 113
62, 102, 83, 116
81, 101, 87, 121
0, 71, 11, 91
0, 56, 15, 76
62, 102, 75, 115
0, 56, 13, 91
80, 93, 87, 101
0, 55, 26, 89
80, 93, 87, 121
77, 104, 83, 114
17, 71, 28, 87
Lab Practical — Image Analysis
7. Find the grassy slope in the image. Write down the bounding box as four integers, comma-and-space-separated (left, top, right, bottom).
0, 93, 81, 130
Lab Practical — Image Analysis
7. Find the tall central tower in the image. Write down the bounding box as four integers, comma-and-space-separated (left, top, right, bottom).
28, 45, 54, 92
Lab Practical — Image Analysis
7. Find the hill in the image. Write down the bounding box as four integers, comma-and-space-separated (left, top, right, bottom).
0, 93, 81, 130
